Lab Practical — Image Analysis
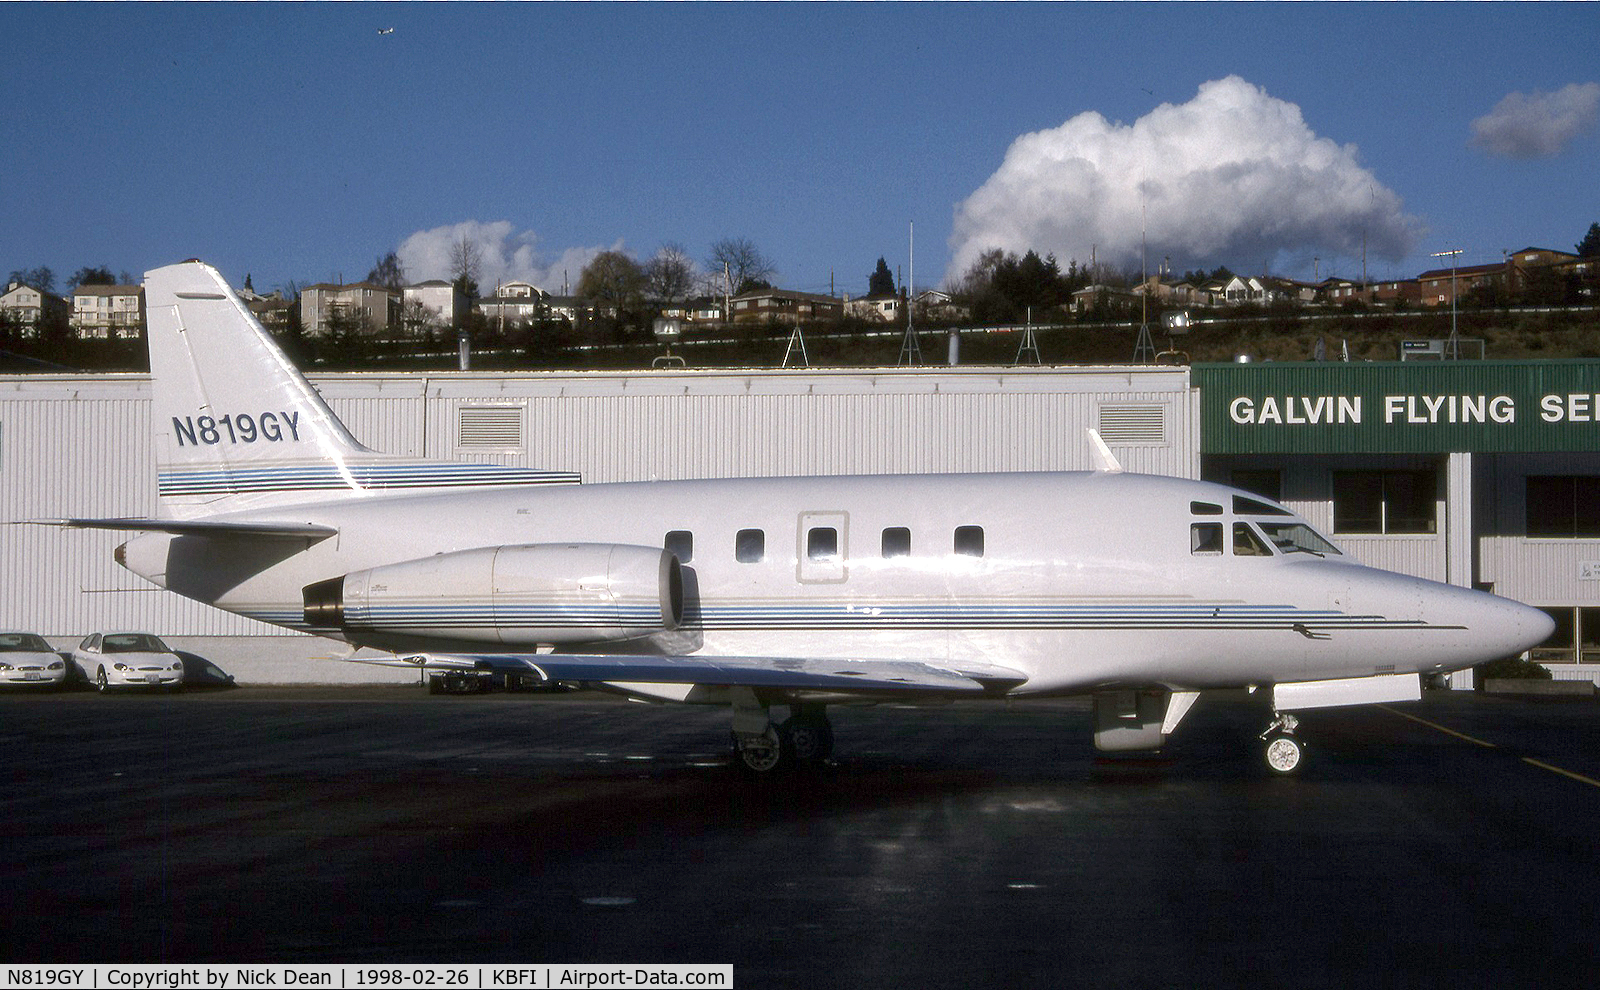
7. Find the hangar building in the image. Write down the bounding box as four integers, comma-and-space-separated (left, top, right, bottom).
4, 359, 1597, 687
1, 366, 1195, 682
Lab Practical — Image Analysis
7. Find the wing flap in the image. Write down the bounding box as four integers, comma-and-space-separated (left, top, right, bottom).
352, 652, 1028, 695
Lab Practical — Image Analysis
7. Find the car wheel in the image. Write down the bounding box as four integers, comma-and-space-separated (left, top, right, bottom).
95, 666, 109, 693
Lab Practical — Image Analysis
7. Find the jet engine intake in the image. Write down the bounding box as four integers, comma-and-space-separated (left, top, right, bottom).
302, 543, 683, 646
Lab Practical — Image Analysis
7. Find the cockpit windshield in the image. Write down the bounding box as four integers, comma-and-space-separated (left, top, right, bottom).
1255, 521, 1341, 557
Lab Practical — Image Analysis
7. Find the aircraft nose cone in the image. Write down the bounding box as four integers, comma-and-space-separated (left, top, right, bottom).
1503, 598, 1555, 657
1463, 592, 1555, 663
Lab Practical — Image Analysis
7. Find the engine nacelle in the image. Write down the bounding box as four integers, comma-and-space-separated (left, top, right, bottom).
303, 543, 683, 646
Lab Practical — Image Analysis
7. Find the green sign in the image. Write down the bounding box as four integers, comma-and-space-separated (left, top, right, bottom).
1196, 360, 1600, 454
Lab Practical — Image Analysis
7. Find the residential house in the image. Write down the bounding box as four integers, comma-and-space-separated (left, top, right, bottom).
246, 293, 294, 332
301, 282, 399, 335
914, 289, 968, 322
71, 284, 145, 338
1, 281, 69, 334
844, 293, 902, 322
1417, 262, 1507, 307
729, 288, 843, 324
1070, 284, 1136, 316
404, 280, 470, 330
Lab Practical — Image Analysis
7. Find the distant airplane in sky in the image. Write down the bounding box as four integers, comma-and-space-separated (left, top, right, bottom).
49, 261, 1553, 775
377, 27, 394, 36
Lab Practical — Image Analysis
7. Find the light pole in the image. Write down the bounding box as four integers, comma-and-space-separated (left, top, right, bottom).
1431, 249, 1462, 359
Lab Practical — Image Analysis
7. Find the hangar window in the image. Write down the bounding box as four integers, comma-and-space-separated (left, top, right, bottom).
1232, 470, 1283, 502
1233, 495, 1291, 517
1191, 523, 1224, 555
735, 528, 765, 563
1531, 606, 1576, 663
954, 525, 985, 557
665, 530, 693, 563
1525, 476, 1600, 537
881, 527, 911, 558
1332, 470, 1436, 534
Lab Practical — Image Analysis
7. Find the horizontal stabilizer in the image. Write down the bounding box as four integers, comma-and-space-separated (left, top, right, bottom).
26, 517, 337, 540
352, 652, 1028, 696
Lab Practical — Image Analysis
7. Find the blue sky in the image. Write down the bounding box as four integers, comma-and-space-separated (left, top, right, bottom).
4, 3, 1597, 299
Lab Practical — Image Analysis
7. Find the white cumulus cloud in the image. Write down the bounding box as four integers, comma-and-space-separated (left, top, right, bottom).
396, 220, 616, 295
1471, 82, 1600, 159
947, 76, 1418, 282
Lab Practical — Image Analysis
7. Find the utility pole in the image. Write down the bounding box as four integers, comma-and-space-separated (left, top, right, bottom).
1431, 248, 1463, 359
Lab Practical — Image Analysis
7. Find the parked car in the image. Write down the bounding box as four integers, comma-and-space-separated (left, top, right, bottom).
0, 632, 68, 688
71, 632, 185, 692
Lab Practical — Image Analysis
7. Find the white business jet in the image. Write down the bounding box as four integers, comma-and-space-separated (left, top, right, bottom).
52, 261, 1552, 774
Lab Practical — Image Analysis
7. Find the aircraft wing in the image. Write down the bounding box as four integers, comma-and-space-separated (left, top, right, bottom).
27, 517, 337, 540
353, 652, 1028, 696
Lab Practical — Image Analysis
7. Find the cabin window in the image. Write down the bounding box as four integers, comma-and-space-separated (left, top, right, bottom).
1191, 501, 1223, 516
1191, 523, 1224, 555
1525, 476, 1600, 537
736, 528, 765, 563
665, 530, 693, 563
954, 525, 985, 557
1233, 522, 1273, 557
1233, 494, 1292, 517
807, 527, 839, 562
881, 527, 911, 558
1332, 470, 1436, 534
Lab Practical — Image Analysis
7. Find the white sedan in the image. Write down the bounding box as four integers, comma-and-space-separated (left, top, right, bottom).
0, 632, 68, 688
71, 632, 185, 692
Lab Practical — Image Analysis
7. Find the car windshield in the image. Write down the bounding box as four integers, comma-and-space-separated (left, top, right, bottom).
1256, 522, 1342, 556
0, 633, 52, 652
102, 634, 169, 653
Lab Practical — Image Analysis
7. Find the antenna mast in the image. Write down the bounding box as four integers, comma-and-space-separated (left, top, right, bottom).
898, 220, 922, 366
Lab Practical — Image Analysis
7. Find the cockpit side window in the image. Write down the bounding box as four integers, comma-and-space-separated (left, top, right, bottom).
1257, 521, 1341, 556
1233, 522, 1273, 556
1191, 501, 1224, 516
1191, 523, 1224, 555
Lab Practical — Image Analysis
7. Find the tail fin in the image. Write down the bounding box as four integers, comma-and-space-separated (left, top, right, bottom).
145, 261, 576, 518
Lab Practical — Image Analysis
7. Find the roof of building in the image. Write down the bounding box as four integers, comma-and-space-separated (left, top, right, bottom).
72, 284, 142, 297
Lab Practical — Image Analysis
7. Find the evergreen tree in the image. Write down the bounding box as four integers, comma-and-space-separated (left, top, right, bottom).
868, 257, 896, 296
1577, 222, 1600, 257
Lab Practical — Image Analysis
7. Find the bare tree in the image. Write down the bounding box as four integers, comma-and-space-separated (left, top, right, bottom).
367, 252, 406, 291
448, 235, 483, 296
645, 243, 697, 305
707, 237, 777, 294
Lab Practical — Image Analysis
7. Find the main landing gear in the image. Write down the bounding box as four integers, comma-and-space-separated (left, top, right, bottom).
1259, 710, 1304, 774
730, 690, 834, 773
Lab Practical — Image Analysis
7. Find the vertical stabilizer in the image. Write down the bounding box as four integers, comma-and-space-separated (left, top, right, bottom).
144, 261, 577, 518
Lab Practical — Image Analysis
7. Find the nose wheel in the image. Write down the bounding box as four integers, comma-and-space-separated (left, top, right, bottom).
1259, 711, 1304, 774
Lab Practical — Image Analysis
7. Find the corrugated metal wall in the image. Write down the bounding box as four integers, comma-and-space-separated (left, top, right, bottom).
2, 367, 1196, 637
1479, 451, 1600, 604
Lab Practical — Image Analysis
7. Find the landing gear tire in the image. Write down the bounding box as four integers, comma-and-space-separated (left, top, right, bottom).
780, 714, 834, 764
1263, 733, 1304, 774
735, 727, 787, 774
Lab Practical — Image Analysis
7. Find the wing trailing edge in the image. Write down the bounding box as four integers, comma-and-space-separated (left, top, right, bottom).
24, 517, 338, 540
353, 652, 1028, 696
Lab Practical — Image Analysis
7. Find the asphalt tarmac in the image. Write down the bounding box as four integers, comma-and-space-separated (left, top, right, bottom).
2, 685, 1597, 988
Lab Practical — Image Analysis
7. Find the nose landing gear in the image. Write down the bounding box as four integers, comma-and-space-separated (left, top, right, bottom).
1259, 711, 1304, 774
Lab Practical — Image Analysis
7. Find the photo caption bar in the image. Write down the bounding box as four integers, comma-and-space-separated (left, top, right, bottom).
3, 966, 733, 989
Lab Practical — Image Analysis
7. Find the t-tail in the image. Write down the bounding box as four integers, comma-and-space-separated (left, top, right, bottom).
145, 260, 578, 520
